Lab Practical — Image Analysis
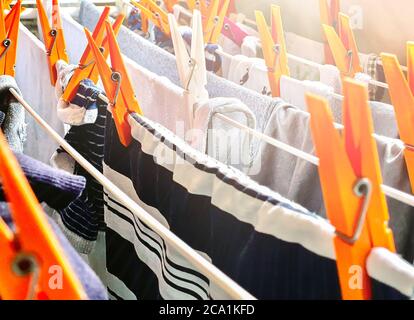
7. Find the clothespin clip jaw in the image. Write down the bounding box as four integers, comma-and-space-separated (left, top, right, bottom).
131, 0, 170, 36
187, 0, 208, 15
0, 131, 87, 300
164, 0, 179, 13
36, 0, 69, 86
221, 16, 248, 47
306, 78, 395, 300
319, 0, 340, 64
203, 0, 230, 44
168, 10, 208, 103
322, 12, 362, 77
62, 8, 125, 103
84, 21, 143, 147
0, 0, 21, 76
255, 5, 289, 97
381, 43, 414, 193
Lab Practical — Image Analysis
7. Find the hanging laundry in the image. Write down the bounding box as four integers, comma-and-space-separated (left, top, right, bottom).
190, 97, 256, 171
127, 7, 143, 32
51, 69, 107, 254
225, 55, 270, 95
16, 24, 64, 163
0, 111, 5, 126
0, 152, 86, 211
363, 53, 387, 102
0, 75, 26, 153
102, 110, 413, 300
248, 102, 414, 262
78, 1, 273, 132
62, 14, 192, 139
279, 75, 399, 138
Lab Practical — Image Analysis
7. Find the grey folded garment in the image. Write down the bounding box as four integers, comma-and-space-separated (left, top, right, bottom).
0, 75, 26, 153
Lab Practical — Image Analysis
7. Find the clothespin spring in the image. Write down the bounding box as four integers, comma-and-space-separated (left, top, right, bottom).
0, 39, 11, 61
335, 178, 373, 245
204, 16, 220, 42
347, 49, 354, 75
223, 23, 237, 43
12, 253, 40, 300
184, 58, 197, 91
267, 44, 281, 73
110, 71, 122, 106
46, 29, 58, 56
78, 47, 105, 70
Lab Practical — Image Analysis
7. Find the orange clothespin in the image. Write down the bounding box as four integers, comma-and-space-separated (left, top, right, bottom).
306, 79, 395, 300
319, 0, 340, 65
62, 8, 125, 103
37, 0, 69, 85
3, 0, 12, 10
0, 130, 87, 300
255, 5, 289, 97
0, 0, 21, 76
84, 21, 143, 146
381, 43, 414, 193
187, 0, 208, 15
164, 0, 179, 13
203, 0, 230, 44
131, 0, 170, 36
322, 12, 362, 77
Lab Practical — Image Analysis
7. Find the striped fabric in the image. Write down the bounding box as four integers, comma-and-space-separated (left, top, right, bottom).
52, 80, 107, 254
103, 111, 413, 300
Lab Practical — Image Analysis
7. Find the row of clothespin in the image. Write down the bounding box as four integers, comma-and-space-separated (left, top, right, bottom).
1, 0, 413, 301
131, 0, 414, 300
0, 0, 142, 300
0, 0, 89, 300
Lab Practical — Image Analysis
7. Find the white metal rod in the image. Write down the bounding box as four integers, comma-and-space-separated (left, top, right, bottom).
215, 113, 414, 208
10, 88, 256, 301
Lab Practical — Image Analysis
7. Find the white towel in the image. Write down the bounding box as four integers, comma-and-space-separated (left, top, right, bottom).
190, 97, 256, 171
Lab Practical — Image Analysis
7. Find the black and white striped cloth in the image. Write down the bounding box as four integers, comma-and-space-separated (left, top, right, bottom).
102, 111, 414, 300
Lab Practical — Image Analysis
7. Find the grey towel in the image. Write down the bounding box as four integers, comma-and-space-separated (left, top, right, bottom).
0, 75, 26, 153
248, 101, 414, 263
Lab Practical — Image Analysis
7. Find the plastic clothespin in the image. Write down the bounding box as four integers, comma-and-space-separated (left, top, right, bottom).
0, 0, 21, 76
0, 130, 87, 300
164, 0, 179, 13
203, 0, 230, 44
187, 0, 208, 15
255, 5, 289, 97
306, 79, 395, 300
319, 0, 340, 65
62, 8, 125, 103
84, 21, 143, 147
168, 10, 208, 105
381, 43, 414, 193
131, 0, 170, 36
221, 16, 248, 47
322, 12, 362, 77
37, 0, 69, 85
3, 0, 12, 10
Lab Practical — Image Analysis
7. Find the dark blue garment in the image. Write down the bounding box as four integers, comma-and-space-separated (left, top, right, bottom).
127, 10, 142, 32
103, 112, 408, 300
205, 43, 222, 74
56, 79, 107, 249
0, 152, 86, 210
